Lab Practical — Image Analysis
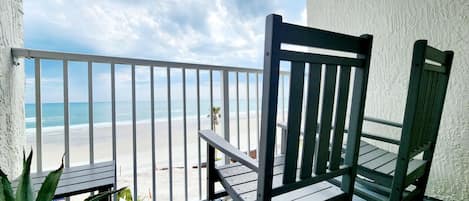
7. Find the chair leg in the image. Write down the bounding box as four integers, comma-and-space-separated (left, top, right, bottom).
207, 144, 216, 201
98, 187, 112, 201
389, 157, 409, 201
414, 148, 436, 200
339, 170, 355, 201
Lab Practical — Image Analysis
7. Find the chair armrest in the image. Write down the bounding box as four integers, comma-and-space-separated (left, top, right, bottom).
199, 130, 258, 172
361, 132, 400, 145
279, 120, 400, 145
364, 116, 403, 128
363, 116, 402, 145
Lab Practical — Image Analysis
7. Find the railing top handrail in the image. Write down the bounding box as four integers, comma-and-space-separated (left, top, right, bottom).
12, 48, 289, 74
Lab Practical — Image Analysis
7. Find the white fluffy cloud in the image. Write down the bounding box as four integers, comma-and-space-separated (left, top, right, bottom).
23, 0, 305, 103
25, 0, 305, 68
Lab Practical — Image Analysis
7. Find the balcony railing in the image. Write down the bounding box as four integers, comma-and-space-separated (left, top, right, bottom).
12, 48, 290, 201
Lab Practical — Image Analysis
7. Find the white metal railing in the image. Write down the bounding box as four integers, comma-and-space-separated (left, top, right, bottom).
13, 48, 289, 201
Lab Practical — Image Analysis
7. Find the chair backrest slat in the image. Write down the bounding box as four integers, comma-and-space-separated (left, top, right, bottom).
314, 65, 338, 175
342, 66, 369, 166
410, 69, 432, 151
422, 72, 438, 145
425, 45, 446, 64
401, 40, 454, 158
257, 14, 373, 200
329, 66, 352, 170
299, 64, 322, 179
424, 71, 450, 151
283, 62, 306, 184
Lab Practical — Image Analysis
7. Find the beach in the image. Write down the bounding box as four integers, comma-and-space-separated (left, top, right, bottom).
26, 113, 284, 201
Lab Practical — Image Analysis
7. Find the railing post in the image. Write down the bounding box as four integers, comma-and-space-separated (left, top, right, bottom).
222, 70, 230, 164
34, 58, 42, 172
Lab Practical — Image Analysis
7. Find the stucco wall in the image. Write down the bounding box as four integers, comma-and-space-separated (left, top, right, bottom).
307, 0, 468, 200
0, 0, 24, 178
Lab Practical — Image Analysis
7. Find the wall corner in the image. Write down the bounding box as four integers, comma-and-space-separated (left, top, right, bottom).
0, 0, 25, 179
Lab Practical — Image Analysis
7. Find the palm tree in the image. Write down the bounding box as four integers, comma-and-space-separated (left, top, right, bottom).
209, 106, 221, 132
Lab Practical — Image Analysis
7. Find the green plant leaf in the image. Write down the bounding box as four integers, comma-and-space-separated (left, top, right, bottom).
85, 187, 128, 201
0, 168, 15, 201
16, 150, 34, 201
117, 188, 132, 201
35, 157, 63, 201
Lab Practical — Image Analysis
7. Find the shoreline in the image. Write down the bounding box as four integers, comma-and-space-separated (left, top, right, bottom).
25, 109, 282, 134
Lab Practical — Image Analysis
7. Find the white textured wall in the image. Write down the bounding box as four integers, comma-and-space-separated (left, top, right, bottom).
307, 0, 468, 200
0, 0, 24, 178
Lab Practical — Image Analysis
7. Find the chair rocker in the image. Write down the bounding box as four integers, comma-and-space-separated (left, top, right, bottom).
352, 40, 454, 201
199, 14, 373, 201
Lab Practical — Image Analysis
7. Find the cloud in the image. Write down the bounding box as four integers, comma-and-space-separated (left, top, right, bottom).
24, 0, 305, 67
23, 0, 306, 103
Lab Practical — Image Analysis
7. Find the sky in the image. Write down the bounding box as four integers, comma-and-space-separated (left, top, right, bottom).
24, 0, 306, 103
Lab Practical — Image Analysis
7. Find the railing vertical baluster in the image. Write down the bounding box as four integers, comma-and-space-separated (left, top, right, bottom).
236, 72, 240, 149
196, 69, 202, 200
63, 60, 70, 168
111, 63, 117, 193
281, 74, 285, 122
208, 69, 213, 200
131, 64, 138, 200
34, 58, 42, 172
222, 70, 230, 164
256, 73, 259, 157
182, 68, 188, 201
88, 61, 94, 164
246, 72, 251, 155
150, 66, 156, 201
167, 67, 173, 201
279, 74, 285, 155
63, 60, 71, 201
209, 70, 213, 130
281, 128, 287, 155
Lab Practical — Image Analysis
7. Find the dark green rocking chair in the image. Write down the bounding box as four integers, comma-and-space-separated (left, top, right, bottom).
199, 14, 373, 201
277, 40, 453, 200
352, 40, 454, 201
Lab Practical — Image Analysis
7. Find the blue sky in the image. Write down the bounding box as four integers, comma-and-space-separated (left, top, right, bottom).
24, 0, 305, 103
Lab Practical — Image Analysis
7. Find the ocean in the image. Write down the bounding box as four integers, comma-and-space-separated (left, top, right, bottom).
25, 99, 277, 129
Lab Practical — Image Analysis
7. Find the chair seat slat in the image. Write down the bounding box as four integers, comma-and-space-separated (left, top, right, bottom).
361, 152, 396, 170
294, 186, 346, 201
353, 142, 427, 186
357, 149, 388, 165
216, 156, 347, 201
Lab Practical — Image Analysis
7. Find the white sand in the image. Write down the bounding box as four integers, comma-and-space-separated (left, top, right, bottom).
26, 114, 285, 201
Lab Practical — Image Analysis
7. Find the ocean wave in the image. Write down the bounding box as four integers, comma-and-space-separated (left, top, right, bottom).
25, 117, 36, 122
24, 109, 280, 132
